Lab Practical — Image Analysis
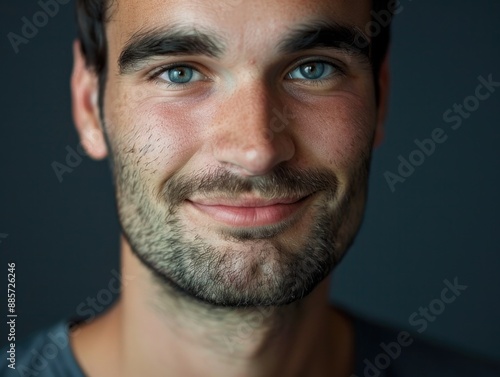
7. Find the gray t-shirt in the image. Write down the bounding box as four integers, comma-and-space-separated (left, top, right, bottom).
2, 314, 500, 376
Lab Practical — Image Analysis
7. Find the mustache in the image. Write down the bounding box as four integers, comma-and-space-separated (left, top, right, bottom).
162, 165, 339, 205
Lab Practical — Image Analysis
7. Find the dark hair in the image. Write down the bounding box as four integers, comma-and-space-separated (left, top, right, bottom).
76, 0, 393, 111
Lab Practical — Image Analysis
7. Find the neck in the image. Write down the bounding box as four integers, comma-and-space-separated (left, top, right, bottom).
72, 236, 355, 377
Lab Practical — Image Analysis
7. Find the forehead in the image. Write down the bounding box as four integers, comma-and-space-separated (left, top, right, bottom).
106, 0, 372, 53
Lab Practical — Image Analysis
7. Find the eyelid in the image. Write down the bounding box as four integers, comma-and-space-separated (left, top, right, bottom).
287, 56, 346, 78
147, 62, 209, 84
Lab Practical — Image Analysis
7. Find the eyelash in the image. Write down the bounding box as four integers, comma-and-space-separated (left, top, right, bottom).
147, 57, 346, 88
148, 62, 204, 88
287, 58, 345, 85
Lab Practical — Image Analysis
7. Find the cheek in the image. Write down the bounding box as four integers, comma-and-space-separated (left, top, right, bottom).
292, 94, 376, 172
105, 95, 207, 185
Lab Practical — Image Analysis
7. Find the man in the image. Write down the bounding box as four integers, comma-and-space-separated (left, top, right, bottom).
2, 0, 500, 376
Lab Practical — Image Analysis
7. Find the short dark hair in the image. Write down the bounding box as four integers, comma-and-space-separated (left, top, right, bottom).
75, 0, 393, 111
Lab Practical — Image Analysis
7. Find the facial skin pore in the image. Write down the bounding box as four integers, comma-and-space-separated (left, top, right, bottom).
70, 0, 388, 376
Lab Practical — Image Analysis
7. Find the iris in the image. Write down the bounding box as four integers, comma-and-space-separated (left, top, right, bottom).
168, 67, 193, 83
300, 62, 326, 80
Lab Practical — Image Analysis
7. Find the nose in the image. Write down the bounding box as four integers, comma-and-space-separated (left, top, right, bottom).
211, 84, 296, 176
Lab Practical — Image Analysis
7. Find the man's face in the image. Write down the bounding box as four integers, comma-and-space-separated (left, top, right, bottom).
98, 0, 380, 306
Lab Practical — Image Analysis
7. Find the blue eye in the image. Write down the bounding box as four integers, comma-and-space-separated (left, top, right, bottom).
168, 67, 193, 83
157, 65, 205, 84
287, 62, 337, 81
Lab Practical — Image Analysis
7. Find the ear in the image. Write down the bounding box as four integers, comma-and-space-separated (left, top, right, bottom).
71, 39, 108, 160
373, 50, 390, 148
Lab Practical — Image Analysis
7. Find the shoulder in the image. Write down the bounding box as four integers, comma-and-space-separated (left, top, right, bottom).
0, 321, 86, 377
348, 311, 500, 377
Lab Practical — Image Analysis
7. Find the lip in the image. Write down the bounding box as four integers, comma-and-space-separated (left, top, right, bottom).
186, 195, 312, 227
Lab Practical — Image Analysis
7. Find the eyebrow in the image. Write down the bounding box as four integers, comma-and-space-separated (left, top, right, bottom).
118, 20, 371, 75
118, 25, 226, 74
278, 20, 371, 60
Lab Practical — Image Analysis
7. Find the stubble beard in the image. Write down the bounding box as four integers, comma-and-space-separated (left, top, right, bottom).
111, 147, 370, 308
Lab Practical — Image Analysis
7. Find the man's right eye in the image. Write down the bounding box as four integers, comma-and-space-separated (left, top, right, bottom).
155, 65, 206, 85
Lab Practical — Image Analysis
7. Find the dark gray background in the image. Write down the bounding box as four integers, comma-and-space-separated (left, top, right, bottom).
1, 0, 499, 362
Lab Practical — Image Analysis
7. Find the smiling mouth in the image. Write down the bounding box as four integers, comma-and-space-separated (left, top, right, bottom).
186, 194, 314, 228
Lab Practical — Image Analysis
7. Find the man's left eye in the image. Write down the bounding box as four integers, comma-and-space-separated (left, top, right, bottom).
157, 66, 205, 84
287, 62, 338, 81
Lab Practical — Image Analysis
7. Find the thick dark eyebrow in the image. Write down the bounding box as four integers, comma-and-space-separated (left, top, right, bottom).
278, 21, 371, 62
119, 25, 226, 74
118, 21, 370, 75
